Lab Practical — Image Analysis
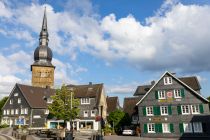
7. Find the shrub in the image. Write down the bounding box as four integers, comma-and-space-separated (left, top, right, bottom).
0, 124, 9, 128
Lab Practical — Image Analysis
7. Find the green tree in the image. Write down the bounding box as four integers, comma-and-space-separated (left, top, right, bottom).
0, 96, 8, 119
48, 85, 80, 124
107, 109, 131, 133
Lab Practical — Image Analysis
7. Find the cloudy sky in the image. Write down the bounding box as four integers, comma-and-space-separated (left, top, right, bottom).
0, 0, 210, 105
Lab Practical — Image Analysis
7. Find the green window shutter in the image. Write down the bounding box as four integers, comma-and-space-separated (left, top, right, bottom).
157, 106, 161, 115
155, 124, 159, 133
199, 104, 204, 113
179, 123, 184, 133
170, 123, 174, 133
168, 105, 172, 115
159, 124, 162, 133
144, 124, 148, 133
153, 106, 157, 115
181, 89, 185, 98
155, 91, 159, 99
143, 107, 146, 116
177, 105, 182, 115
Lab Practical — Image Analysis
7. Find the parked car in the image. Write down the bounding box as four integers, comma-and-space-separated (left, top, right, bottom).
122, 126, 135, 135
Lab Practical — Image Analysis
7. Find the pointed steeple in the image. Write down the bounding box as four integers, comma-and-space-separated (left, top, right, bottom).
39, 7, 49, 47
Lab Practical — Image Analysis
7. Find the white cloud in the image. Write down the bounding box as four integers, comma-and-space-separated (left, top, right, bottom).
0, 1, 12, 18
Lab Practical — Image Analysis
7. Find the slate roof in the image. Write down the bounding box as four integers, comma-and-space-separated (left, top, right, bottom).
134, 76, 201, 96
17, 83, 55, 108
123, 97, 142, 116
136, 71, 209, 105
67, 83, 103, 106
106, 96, 119, 114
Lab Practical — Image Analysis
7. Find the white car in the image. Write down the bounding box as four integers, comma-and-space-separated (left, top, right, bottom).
122, 129, 135, 135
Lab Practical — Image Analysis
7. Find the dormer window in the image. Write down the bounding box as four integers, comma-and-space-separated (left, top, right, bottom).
164, 77, 172, 85
81, 98, 90, 104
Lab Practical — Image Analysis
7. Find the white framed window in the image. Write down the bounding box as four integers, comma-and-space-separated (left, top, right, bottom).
84, 110, 88, 117
7, 109, 10, 115
15, 109, 19, 114
158, 91, 166, 99
25, 108, 28, 114
14, 93, 18, 96
33, 115, 41, 118
193, 122, 203, 133
91, 110, 95, 117
11, 109, 14, 115
160, 106, 168, 115
21, 108, 24, 114
162, 123, 170, 133
45, 109, 49, 114
146, 106, 153, 116
18, 98, 21, 104
191, 105, 200, 114
174, 89, 181, 98
183, 123, 193, 133
181, 105, 190, 115
47, 98, 53, 103
164, 77, 173, 85
81, 98, 90, 104
3, 110, 6, 115
10, 99, 13, 104
147, 123, 155, 133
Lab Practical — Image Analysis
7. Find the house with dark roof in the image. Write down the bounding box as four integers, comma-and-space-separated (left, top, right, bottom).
66, 83, 107, 131
1, 84, 54, 127
123, 97, 141, 125
136, 71, 210, 138
106, 96, 121, 115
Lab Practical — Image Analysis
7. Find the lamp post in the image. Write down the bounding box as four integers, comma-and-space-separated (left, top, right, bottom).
94, 105, 103, 140
66, 88, 73, 140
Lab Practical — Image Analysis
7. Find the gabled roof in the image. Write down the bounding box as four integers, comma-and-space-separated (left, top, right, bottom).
136, 71, 209, 105
134, 76, 201, 96
123, 97, 142, 116
67, 83, 104, 106
106, 96, 120, 114
17, 83, 55, 108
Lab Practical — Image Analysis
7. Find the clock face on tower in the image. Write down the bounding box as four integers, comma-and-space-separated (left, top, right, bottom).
32, 66, 54, 88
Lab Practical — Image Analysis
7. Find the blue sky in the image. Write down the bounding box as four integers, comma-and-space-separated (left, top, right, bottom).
0, 0, 210, 106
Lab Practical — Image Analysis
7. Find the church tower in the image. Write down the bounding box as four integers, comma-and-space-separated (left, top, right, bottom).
31, 8, 55, 88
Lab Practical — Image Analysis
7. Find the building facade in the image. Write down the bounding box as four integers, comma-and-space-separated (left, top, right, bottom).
31, 8, 55, 88
136, 71, 210, 138
1, 84, 54, 127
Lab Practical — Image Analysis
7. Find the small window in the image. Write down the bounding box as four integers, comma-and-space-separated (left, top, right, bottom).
81, 98, 90, 104
162, 123, 170, 133
146, 107, 153, 116
33, 115, 41, 118
15, 109, 19, 114
25, 108, 28, 114
147, 123, 155, 133
174, 89, 181, 98
11, 109, 14, 115
191, 105, 200, 114
10, 99, 13, 104
193, 122, 203, 133
84, 110, 88, 117
45, 109, 49, 114
3, 110, 6, 115
7, 109, 10, 115
21, 108, 24, 114
14, 93, 18, 96
132, 116, 138, 121
47, 98, 53, 103
160, 106, 168, 115
164, 77, 173, 85
183, 123, 193, 133
181, 105, 190, 115
91, 110, 95, 117
18, 98, 21, 104
158, 91, 166, 99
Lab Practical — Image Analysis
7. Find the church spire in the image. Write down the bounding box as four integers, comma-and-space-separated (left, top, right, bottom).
39, 7, 49, 47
